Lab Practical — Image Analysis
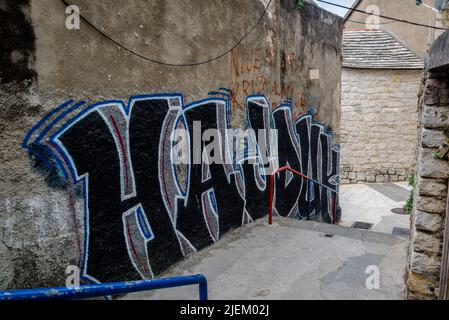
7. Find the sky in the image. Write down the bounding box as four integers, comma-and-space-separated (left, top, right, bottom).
315, 0, 358, 17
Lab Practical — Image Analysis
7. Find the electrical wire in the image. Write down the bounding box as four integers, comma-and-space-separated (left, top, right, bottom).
62, 0, 445, 67
62, 0, 272, 67
314, 0, 448, 30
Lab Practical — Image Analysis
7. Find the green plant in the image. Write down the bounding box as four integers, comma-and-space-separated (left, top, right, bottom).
408, 173, 415, 187
404, 174, 415, 214
404, 189, 414, 214
294, 0, 305, 11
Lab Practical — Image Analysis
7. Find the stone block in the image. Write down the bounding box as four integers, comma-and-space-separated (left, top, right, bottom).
407, 290, 435, 300
406, 271, 437, 298
412, 230, 442, 255
409, 252, 441, 277
421, 128, 446, 148
390, 175, 399, 182
417, 177, 447, 197
424, 81, 449, 106
421, 105, 449, 129
423, 86, 439, 106
426, 78, 449, 90
416, 195, 446, 214
415, 211, 444, 233
356, 172, 366, 181
418, 148, 449, 179
442, 91, 449, 105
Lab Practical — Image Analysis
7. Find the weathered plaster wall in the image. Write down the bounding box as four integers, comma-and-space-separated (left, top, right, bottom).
407, 30, 449, 299
0, 0, 343, 289
340, 68, 420, 184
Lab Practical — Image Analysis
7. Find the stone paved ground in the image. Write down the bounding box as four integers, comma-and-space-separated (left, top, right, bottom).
339, 182, 411, 237
121, 218, 408, 300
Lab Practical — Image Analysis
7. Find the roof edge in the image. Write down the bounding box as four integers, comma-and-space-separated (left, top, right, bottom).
309, 0, 345, 22
342, 28, 425, 70
380, 27, 425, 59
343, 0, 363, 21
342, 28, 425, 62
427, 29, 449, 70
343, 64, 425, 70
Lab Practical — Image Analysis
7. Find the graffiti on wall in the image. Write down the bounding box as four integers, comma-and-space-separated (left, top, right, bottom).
22, 89, 340, 283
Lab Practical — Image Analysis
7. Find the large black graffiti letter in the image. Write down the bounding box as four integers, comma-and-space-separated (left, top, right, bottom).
176, 100, 245, 250
295, 114, 340, 222
271, 107, 303, 218
295, 116, 323, 218
240, 96, 271, 221
319, 130, 340, 223
127, 97, 183, 275
55, 97, 183, 282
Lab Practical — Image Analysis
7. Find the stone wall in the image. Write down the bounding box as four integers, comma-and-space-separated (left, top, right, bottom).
0, 0, 343, 289
340, 68, 421, 184
407, 30, 449, 300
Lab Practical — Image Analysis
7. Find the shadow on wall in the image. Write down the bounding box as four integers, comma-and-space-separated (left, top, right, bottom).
22, 89, 340, 283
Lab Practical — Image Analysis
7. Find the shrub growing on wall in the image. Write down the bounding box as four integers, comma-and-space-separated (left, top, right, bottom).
404, 174, 415, 214
294, 0, 305, 11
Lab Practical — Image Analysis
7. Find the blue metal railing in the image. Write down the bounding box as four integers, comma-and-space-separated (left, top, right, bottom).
0, 274, 208, 300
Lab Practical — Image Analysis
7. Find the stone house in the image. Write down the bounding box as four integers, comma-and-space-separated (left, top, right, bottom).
344, 0, 447, 56
340, 29, 424, 184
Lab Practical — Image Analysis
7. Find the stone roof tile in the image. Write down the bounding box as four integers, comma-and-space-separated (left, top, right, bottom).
343, 29, 424, 69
